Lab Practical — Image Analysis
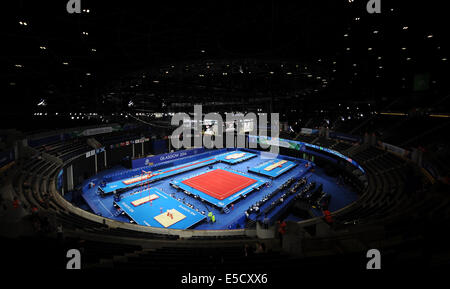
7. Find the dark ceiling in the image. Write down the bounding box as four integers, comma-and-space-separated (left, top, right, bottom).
1, 0, 449, 121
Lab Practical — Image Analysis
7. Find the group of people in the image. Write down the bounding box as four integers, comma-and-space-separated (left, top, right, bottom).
207, 211, 216, 223
243, 177, 308, 226
244, 179, 294, 218
243, 242, 267, 257
264, 180, 307, 216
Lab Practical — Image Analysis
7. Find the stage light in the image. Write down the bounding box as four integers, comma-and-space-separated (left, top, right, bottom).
403, 26, 408, 30
380, 112, 407, 116
430, 114, 450, 118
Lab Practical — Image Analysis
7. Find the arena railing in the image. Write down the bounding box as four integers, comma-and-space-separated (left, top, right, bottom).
34, 126, 427, 239
47, 134, 369, 237
49, 146, 366, 237
49, 151, 256, 239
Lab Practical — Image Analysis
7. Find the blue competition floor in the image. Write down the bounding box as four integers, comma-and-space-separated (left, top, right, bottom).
79, 149, 360, 230
115, 188, 206, 229
170, 168, 266, 208
102, 156, 217, 194
248, 159, 298, 178
215, 151, 257, 164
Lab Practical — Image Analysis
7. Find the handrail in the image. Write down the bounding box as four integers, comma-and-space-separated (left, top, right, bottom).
34, 131, 428, 237
50, 155, 254, 238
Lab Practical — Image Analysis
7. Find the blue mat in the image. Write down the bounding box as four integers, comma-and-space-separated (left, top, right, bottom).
248, 159, 298, 178
115, 187, 206, 229
215, 151, 257, 164
80, 149, 359, 230
102, 157, 217, 193
170, 168, 266, 209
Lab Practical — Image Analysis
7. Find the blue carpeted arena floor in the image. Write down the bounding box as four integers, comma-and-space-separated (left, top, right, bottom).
75, 149, 359, 230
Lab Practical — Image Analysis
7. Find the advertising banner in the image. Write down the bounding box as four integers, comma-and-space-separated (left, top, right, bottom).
71, 124, 121, 137
300, 128, 319, 135
56, 169, 64, 192
85, 147, 105, 158
131, 147, 207, 169
249, 135, 365, 174
329, 131, 362, 143
380, 142, 408, 157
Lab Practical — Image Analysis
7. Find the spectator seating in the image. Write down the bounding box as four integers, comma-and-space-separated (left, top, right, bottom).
2, 127, 448, 270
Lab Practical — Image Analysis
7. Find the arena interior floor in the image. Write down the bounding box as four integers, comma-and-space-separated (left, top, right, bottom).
72, 149, 358, 230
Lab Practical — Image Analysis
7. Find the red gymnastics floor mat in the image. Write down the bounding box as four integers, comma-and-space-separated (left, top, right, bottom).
181, 169, 257, 200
